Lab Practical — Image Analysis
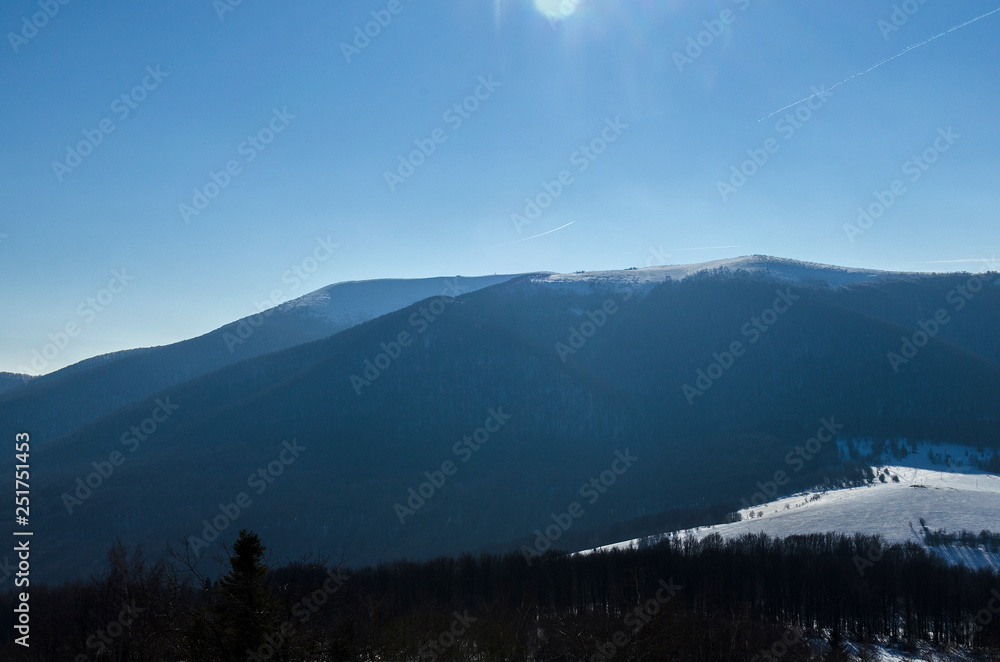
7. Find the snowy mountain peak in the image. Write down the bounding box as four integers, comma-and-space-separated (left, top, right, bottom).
532, 255, 919, 294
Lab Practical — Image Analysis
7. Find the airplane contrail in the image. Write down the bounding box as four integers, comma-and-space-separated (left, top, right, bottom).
666, 245, 742, 252
492, 221, 576, 248
758, 6, 1000, 122
910, 255, 999, 271
913, 257, 997, 265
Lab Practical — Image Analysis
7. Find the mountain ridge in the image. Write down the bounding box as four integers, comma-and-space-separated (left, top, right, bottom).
0, 273, 523, 441
11, 265, 999, 580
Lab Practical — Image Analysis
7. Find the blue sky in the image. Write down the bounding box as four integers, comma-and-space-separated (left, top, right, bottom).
2, 0, 999, 373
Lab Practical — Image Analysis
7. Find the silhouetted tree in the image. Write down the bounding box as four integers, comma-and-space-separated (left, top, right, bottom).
214, 529, 280, 661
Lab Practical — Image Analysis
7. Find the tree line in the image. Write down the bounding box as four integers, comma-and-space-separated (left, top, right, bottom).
3, 529, 1000, 661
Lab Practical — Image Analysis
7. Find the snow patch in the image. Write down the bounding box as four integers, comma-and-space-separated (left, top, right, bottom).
584, 464, 1000, 571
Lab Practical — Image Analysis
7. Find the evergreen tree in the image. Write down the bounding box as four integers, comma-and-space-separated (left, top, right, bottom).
215, 529, 280, 661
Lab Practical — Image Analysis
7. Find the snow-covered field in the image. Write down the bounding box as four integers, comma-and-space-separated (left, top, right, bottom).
584, 444, 1000, 571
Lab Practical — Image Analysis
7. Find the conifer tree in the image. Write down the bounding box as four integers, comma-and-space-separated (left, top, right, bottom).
215, 529, 280, 660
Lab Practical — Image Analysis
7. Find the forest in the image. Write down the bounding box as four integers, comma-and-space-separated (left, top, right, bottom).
3, 529, 999, 661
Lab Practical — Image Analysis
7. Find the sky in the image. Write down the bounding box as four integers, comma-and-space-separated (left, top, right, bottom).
2, 0, 999, 374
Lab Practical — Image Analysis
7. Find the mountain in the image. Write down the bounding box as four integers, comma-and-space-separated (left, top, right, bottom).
0, 371, 34, 395
0, 274, 521, 442
534, 254, 907, 293
12, 257, 1000, 581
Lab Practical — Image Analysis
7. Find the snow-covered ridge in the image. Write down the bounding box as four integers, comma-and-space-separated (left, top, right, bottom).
15, 275, 527, 381
531, 255, 926, 294
264, 273, 524, 329
259, 255, 976, 323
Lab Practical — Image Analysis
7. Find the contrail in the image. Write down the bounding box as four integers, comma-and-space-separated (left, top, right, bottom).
758, 7, 1000, 122
911, 255, 999, 270
666, 245, 742, 252
913, 257, 997, 265
915, 259, 983, 264
492, 221, 576, 248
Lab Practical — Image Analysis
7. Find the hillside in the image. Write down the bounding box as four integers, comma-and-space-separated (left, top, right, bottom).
0, 274, 521, 442
9, 263, 1000, 580
0, 371, 34, 395
587, 456, 1000, 572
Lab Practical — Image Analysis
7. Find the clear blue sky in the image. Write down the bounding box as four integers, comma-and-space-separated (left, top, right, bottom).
2, 0, 999, 373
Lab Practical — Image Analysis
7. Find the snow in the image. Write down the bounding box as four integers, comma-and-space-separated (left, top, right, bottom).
583, 448, 1000, 571
859, 643, 978, 661
532, 255, 928, 294
265, 255, 977, 327
843, 438, 995, 472
271, 274, 523, 331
